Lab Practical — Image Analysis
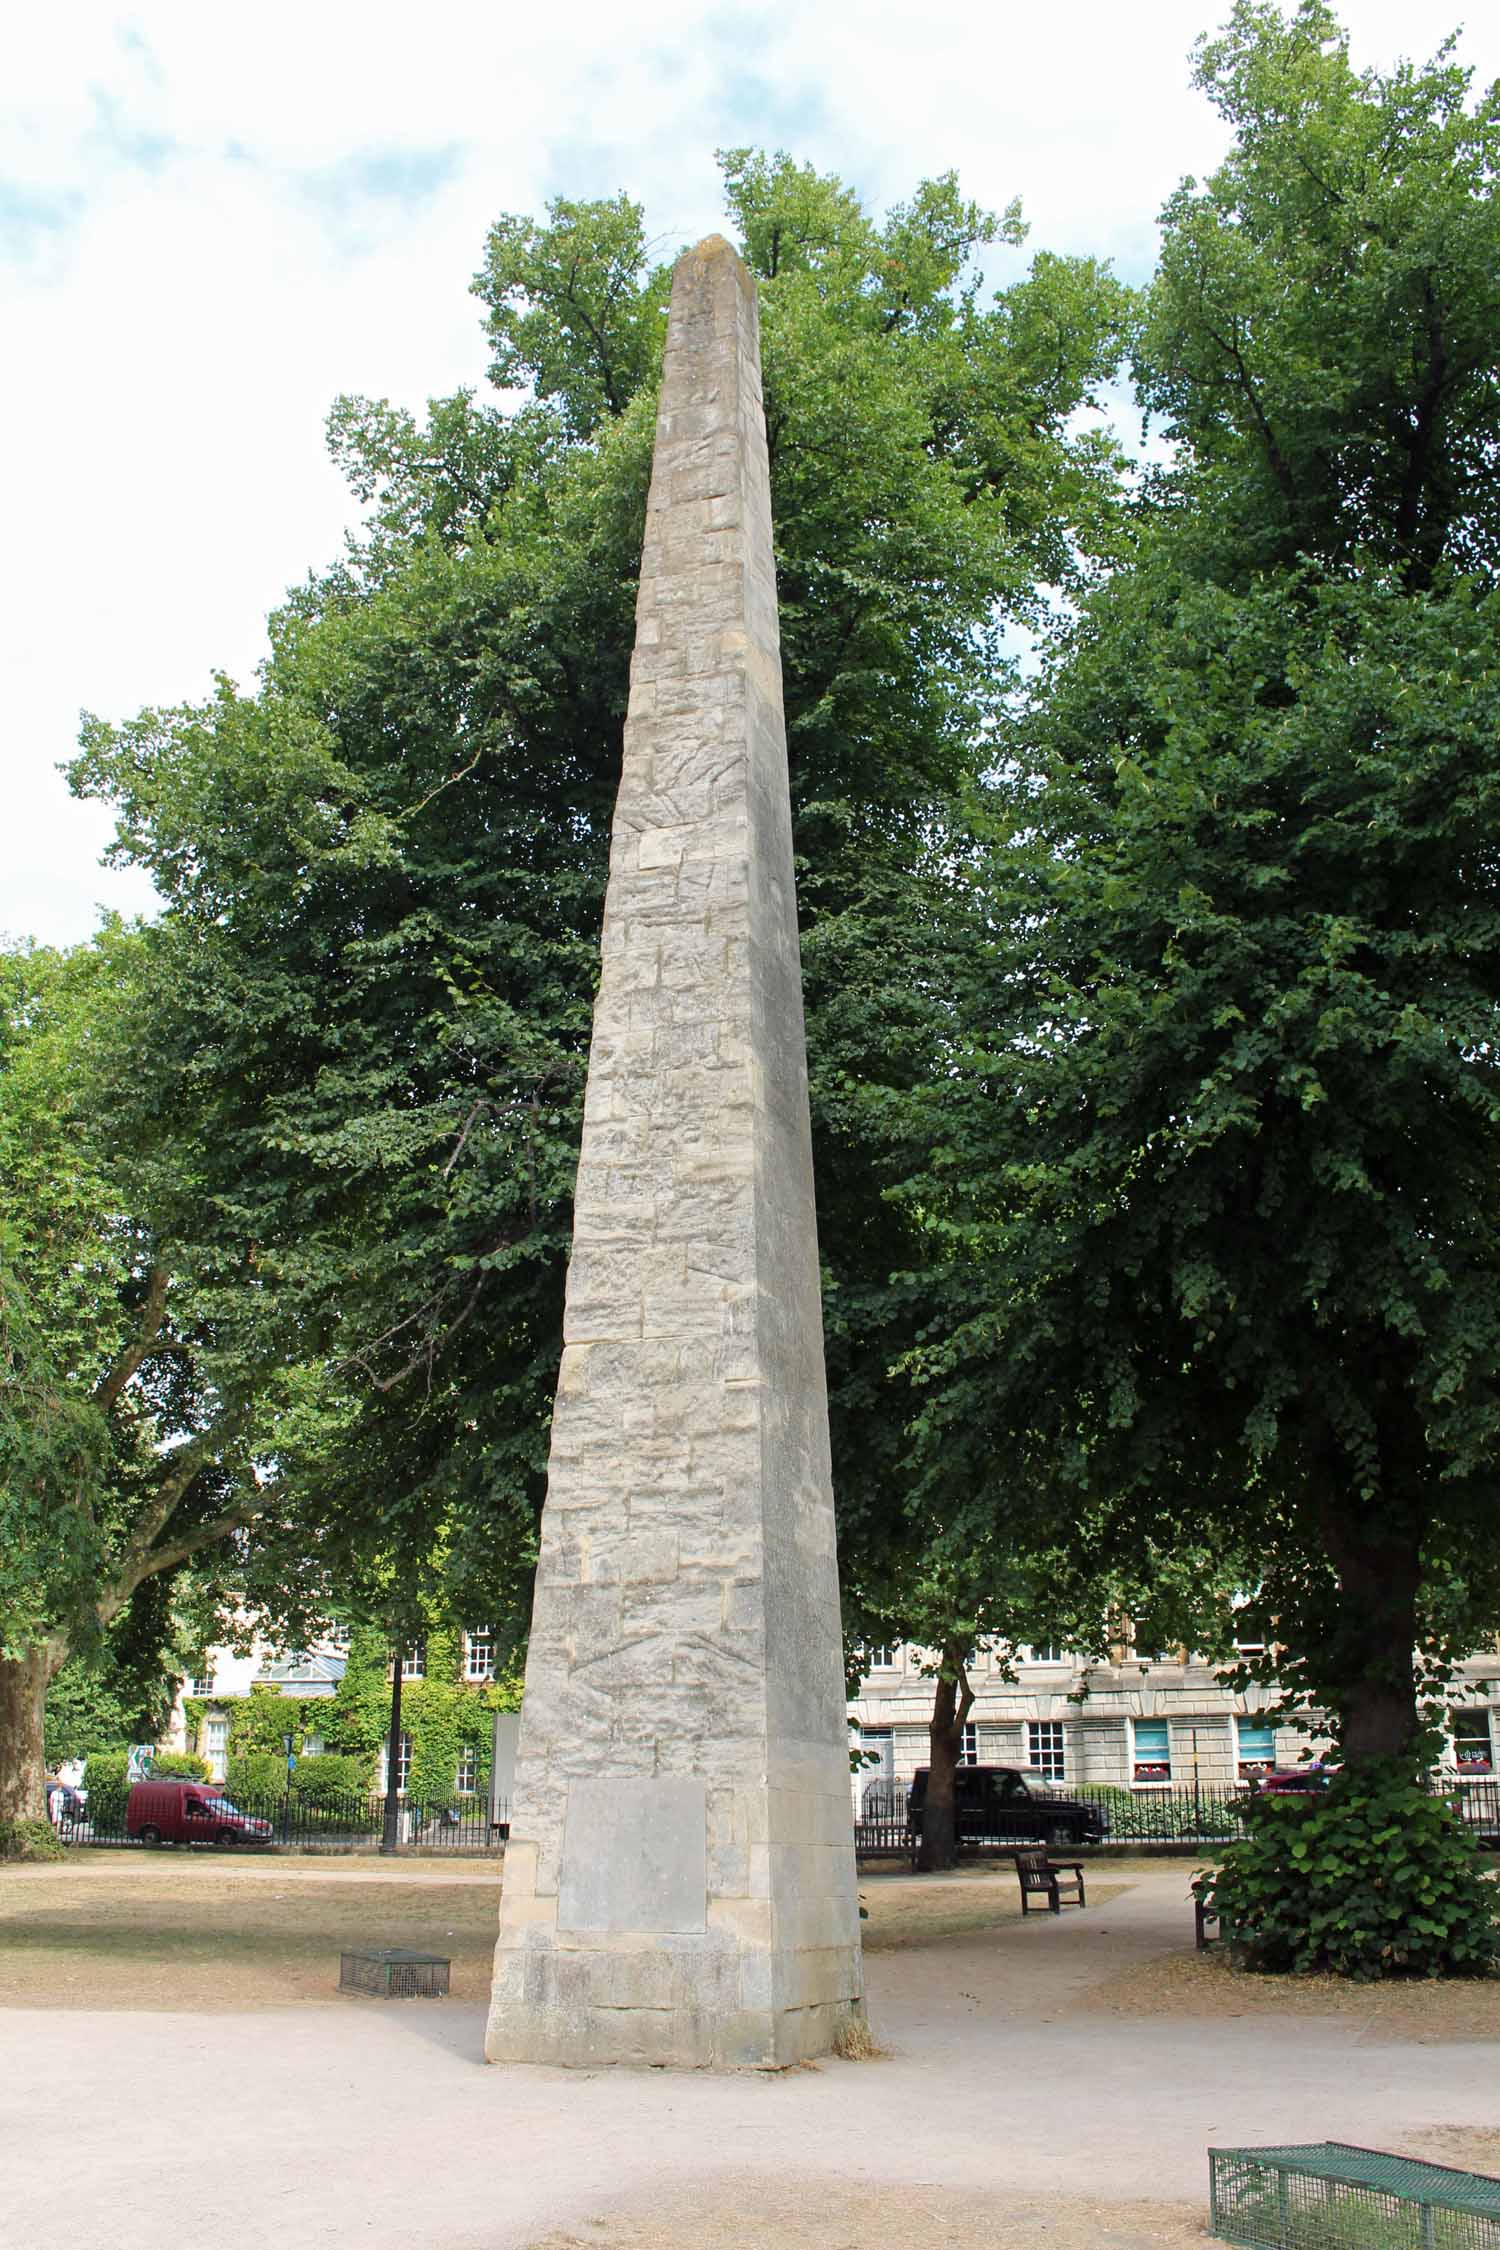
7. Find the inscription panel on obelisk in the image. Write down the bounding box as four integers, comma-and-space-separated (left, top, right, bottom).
485, 233, 863, 2070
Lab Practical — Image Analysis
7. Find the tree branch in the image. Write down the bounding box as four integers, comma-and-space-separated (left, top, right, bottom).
1201, 310, 1297, 507
93, 1264, 170, 1418
441, 1095, 490, 1180
97, 1487, 284, 1628
367, 1274, 487, 1394
99, 1409, 251, 1620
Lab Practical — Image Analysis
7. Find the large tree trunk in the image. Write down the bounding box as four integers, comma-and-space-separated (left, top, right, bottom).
0, 1645, 60, 1826
917, 1638, 974, 1874
1320, 1504, 1424, 1769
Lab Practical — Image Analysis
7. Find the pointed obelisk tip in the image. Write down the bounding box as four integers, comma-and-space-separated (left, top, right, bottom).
682, 232, 752, 288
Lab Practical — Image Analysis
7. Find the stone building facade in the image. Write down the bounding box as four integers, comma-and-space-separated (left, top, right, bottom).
847, 1641, 1500, 1800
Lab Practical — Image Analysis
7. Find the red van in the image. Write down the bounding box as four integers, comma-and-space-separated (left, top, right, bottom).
126, 1779, 274, 1848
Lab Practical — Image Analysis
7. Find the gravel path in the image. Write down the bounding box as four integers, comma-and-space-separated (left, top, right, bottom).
3, 1861, 1496, 2249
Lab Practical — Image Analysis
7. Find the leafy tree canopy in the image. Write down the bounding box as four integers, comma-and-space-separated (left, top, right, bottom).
871, 1, 1500, 1766
60, 154, 1131, 1767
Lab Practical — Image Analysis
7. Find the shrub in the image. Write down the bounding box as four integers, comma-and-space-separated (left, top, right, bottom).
82, 1748, 131, 1831
288, 1754, 372, 1805
0, 1818, 65, 1862
225, 1751, 285, 1801
152, 1752, 211, 1780
1195, 1761, 1500, 1980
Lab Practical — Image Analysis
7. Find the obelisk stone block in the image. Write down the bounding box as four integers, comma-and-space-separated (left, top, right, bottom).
484, 234, 864, 2070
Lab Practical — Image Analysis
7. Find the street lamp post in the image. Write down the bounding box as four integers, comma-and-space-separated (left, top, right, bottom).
381, 1652, 403, 1857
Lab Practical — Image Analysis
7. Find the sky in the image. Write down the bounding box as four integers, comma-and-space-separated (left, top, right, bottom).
5, 0, 1497, 950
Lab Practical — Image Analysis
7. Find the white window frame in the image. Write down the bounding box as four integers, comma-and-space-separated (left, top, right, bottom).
1026, 1720, 1066, 1783
454, 1744, 479, 1795
381, 1732, 413, 1795
204, 1715, 229, 1783
188, 1674, 214, 1698
463, 1629, 495, 1681
866, 1644, 898, 1671
1231, 1592, 1266, 1656
959, 1722, 979, 1766
858, 1726, 894, 1774
1452, 1709, 1495, 1776
1131, 1717, 1172, 1787
1234, 1717, 1277, 1782
388, 1643, 426, 1681
1024, 1642, 1065, 1666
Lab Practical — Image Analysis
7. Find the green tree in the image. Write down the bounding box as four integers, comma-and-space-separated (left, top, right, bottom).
0, 933, 320, 1822
68, 157, 1130, 1754
879, 3, 1500, 1784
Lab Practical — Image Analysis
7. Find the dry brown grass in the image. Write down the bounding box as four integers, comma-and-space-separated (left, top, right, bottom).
857, 1867, 1128, 1950
524, 2175, 1208, 2249
0, 1849, 502, 2009
1082, 1942, 1500, 2040
828, 2008, 887, 2060
1395, 2126, 1500, 2172
0, 1851, 1135, 2012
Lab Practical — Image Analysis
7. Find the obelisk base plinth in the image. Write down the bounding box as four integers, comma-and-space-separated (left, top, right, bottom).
488, 1762, 864, 2068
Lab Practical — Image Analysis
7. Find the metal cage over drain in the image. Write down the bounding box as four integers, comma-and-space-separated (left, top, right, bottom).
1209, 2141, 1500, 2248
339, 1947, 450, 1999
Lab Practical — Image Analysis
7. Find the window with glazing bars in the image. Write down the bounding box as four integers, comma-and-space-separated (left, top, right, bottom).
1027, 1721, 1065, 1781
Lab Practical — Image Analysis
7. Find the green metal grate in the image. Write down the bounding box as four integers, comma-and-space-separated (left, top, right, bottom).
338, 1947, 450, 1998
1210, 2143, 1500, 2249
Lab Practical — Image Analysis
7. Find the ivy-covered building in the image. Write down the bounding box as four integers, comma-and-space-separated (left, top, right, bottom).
172, 1625, 518, 1802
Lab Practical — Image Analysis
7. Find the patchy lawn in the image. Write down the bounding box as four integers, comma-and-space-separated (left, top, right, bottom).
0, 1849, 504, 2009
0, 1849, 1140, 2010
858, 1864, 1129, 1949
1083, 1942, 1500, 2041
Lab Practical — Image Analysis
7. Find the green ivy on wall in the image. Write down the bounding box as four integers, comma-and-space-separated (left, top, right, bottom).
189, 1623, 520, 1801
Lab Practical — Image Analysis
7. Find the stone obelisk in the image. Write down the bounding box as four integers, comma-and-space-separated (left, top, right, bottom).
485, 236, 864, 2070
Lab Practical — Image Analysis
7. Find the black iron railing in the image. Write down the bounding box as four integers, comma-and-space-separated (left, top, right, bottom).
853, 1774, 1500, 1857
51, 1771, 1500, 1858
52, 1788, 508, 1853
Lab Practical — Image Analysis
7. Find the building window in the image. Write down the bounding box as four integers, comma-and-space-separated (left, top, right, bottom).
1231, 1593, 1266, 1655
859, 1726, 894, 1774
959, 1723, 979, 1766
1025, 1643, 1065, 1665
455, 1745, 479, 1795
867, 1644, 897, 1670
381, 1733, 413, 1795
189, 1673, 214, 1698
859, 1729, 897, 1815
389, 1644, 425, 1681
1236, 1719, 1276, 1781
1132, 1719, 1172, 1785
464, 1629, 495, 1681
1453, 1711, 1495, 1775
204, 1716, 228, 1783
302, 1734, 324, 1760
1027, 1721, 1066, 1782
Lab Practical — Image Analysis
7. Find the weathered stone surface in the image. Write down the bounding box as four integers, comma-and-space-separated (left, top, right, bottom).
485, 235, 864, 2070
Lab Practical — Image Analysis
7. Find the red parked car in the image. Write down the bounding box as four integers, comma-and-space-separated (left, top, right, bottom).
1253, 1764, 1339, 1794
126, 1779, 273, 1848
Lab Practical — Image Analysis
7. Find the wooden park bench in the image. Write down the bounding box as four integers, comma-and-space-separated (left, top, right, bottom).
1013, 1847, 1087, 1915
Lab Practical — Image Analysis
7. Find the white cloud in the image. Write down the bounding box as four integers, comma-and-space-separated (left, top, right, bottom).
4, 0, 1496, 946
